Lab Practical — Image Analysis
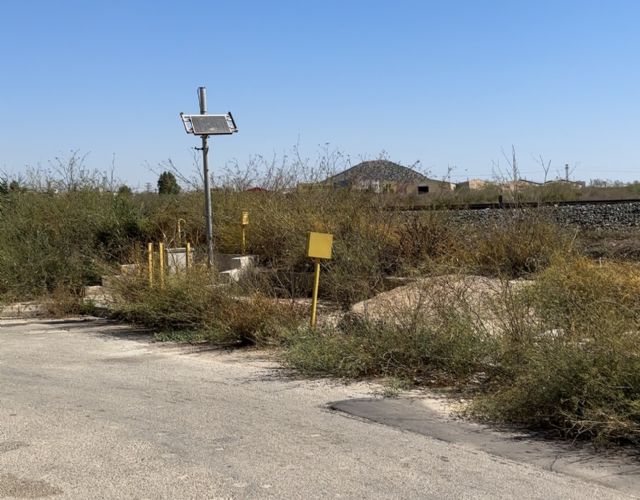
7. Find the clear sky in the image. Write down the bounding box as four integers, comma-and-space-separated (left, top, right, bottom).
1, 0, 639, 187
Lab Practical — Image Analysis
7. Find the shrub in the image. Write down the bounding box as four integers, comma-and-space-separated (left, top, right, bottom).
458, 212, 572, 277
285, 300, 497, 382
475, 258, 640, 443
0, 191, 119, 298
111, 270, 303, 346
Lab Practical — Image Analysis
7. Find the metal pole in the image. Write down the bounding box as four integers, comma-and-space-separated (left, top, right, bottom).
199, 86, 214, 268
147, 242, 154, 287
310, 259, 321, 329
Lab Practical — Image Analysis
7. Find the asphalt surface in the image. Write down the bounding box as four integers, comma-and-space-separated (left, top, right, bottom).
0, 317, 637, 499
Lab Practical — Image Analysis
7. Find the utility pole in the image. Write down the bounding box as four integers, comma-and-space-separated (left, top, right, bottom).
198, 87, 215, 268
180, 89, 237, 269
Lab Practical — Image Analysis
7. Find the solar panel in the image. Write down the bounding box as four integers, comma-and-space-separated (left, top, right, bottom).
180, 113, 238, 135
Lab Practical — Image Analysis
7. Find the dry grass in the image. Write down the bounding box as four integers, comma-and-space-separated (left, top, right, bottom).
111, 270, 304, 346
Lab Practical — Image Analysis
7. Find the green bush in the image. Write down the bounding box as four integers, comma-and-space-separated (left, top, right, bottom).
112, 270, 303, 346
475, 258, 640, 443
285, 311, 496, 382
0, 191, 128, 298
459, 213, 571, 277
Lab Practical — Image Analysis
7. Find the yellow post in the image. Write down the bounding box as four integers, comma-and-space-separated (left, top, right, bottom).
310, 259, 321, 329
186, 242, 191, 270
240, 211, 249, 255
158, 242, 165, 289
147, 242, 154, 286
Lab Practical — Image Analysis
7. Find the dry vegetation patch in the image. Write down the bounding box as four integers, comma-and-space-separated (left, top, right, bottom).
2, 165, 639, 444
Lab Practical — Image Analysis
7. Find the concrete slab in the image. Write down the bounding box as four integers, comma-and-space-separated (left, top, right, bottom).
0, 301, 46, 319
330, 398, 640, 497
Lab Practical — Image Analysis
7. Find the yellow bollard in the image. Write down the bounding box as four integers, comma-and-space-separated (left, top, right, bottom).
158, 242, 165, 289
240, 211, 249, 255
147, 242, 154, 286
186, 242, 191, 270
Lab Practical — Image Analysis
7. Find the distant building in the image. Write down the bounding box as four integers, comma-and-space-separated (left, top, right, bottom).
319, 160, 455, 195
456, 179, 492, 190
501, 179, 542, 191
296, 182, 329, 193
543, 179, 585, 189
498, 179, 585, 191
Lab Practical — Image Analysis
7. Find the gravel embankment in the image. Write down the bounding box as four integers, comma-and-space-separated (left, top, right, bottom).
446, 202, 640, 230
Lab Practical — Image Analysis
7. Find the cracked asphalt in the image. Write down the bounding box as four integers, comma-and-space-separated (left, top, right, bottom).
0, 318, 636, 499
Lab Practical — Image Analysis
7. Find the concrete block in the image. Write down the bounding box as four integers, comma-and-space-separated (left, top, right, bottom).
167, 247, 190, 274
214, 253, 256, 281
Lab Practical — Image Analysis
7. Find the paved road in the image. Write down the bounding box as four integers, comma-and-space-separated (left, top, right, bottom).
0, 318, 635, 499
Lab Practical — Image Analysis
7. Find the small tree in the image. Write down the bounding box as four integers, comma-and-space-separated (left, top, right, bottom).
157, 171, 181, 195
117, 184, 133, 196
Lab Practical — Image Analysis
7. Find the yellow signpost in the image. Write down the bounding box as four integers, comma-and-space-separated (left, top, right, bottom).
240, 211, 249, 255
147, 242, 154, 286
306, 232, 334, 329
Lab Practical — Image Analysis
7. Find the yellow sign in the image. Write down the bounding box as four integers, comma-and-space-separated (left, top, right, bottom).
241, 211, 249, 226
307, 232, 333, 260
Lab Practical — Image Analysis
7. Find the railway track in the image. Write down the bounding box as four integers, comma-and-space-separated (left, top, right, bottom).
394, 198, 640, 211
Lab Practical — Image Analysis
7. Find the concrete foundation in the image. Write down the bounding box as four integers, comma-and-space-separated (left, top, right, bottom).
215, 253, 256, 282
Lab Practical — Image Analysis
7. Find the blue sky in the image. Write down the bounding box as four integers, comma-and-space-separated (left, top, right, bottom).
1, 0, 639, 187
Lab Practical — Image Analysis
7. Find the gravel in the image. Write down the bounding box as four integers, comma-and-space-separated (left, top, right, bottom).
446, 202, 640, 230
